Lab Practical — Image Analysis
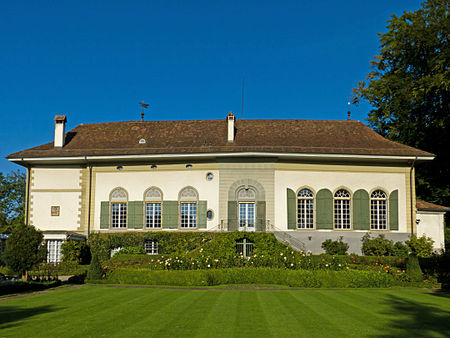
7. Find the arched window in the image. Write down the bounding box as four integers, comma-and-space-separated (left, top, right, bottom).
371, 190, 387, 230
297, 189, 314, 229
144, 187, 162, 228
179, 187, 198, 228
334, 189, 351, 229
110, 188, 127, 228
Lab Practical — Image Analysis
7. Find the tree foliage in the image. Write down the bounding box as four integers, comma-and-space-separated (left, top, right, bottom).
353, 0, 449, 207
0, 170, 26, 232
2, 224, 45, 278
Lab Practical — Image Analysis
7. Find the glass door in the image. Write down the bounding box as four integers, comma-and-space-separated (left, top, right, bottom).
239, 202, 255, 231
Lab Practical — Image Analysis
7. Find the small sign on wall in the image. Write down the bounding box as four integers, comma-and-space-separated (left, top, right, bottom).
51, 206, 60, 216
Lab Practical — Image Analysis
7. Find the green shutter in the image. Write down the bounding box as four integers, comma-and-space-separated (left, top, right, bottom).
128, 201, 144, 229
228, 201, 238, 231
353, 189, 370, 230
162, 201, 178, 229
100, 201, 110, 229
316, 189, 333, 229
256, 201, 266, 232
389, 190, 399, 231
198, 201, 207, 229
287, 188, 296, 229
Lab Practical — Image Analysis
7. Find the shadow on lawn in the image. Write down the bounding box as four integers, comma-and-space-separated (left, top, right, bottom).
373, 293, 450, 337
0, 305, 60, 329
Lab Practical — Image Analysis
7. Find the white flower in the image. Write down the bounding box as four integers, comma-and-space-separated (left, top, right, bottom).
207, 264, 210, 268
290, 263, 294, 267
284, 256, 287, 260
280, 252, 283, 256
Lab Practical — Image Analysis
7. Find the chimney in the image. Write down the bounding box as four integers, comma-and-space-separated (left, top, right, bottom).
227, 111, 235, 142
54, 115, 67, 148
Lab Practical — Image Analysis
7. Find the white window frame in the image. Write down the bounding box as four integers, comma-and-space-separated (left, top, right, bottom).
371, 190, 388, 230
144, 240, 158, 255
111, 202, 127, 228
297, 189, 314, 229
145, 202, 162, 228
239, 201, 256, 229
47, 240, 62, 263
334, 189, 351, 230
180, 202, 197, 228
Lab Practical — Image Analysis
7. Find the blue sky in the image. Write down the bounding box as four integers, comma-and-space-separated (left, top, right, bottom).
0, 0, 423, 173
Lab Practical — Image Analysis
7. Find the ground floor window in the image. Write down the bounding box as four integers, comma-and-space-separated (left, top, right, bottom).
297, 189, 314, 229
371, 190, 387, 230
334, 189, 351, 229
236, 238, 253, 258
145, 202, 162, 228
144, 240, 158, 255
111, 202, 127, 228
180, 202, 197, 228
47, 240, 62, 263
239, 202, 255, 229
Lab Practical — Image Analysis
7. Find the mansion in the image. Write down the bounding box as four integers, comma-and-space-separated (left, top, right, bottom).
7, 113, 447, 260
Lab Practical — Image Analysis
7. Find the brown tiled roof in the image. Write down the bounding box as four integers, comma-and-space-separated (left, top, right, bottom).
416, 200, 450, 212
7, 119, 434, 159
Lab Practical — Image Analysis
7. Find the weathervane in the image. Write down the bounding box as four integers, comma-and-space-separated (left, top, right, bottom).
139, 101, 149, 121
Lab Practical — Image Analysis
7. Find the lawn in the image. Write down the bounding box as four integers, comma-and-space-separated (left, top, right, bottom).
0, 286, 449, 337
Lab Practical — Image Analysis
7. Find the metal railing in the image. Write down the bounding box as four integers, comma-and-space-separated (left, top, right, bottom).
269, 225, 306, 252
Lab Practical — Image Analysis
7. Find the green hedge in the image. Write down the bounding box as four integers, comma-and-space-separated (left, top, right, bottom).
0, 280, 61, 296
107, 267, 396, 288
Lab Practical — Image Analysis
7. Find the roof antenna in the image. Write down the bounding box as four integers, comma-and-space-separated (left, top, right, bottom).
139, 101, 149, 121
347, 102, 351, 120
241, 76, 245, 119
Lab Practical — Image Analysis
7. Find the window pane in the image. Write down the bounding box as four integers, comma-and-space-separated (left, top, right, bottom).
146, 203, 161, 228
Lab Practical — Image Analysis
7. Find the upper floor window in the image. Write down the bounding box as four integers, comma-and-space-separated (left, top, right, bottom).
179, 187, 198, 228
334, 189, 351, 229
371, 190, 387, 230
144, 187, 162, 228
110, 188, 127, 228
297, 189, 314, 229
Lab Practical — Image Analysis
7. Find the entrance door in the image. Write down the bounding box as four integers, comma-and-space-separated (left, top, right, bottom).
239, 202, 255, 231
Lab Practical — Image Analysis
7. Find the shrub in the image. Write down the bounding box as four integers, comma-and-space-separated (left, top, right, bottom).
67, 272, 87, 284
345, 255, 406, 269
106, 267, 396, 288
405, 235, 434, 258
114, 246, 145, 255
0, 280, 61, 296
361, 233, 393, 256
438, 253, 450, 290
87, 255, 104, 280
321, 239, 349, 255
390, 241, 410, 257
445, 227, 450, 251
30, 261, 87, 278
61, 241, 91, 264
2, 224, 45, 278
406, 254, 423, 282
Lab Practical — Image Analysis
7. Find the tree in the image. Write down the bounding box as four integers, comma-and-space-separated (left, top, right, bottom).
353, 0, 449, 208
0, 170, 26, 232
2, 224, 45, 279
